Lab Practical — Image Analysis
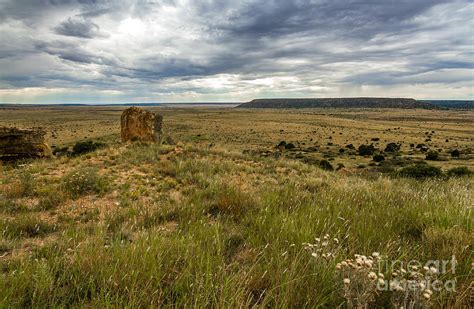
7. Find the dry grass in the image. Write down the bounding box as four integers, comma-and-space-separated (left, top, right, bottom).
0, 106, 472, 307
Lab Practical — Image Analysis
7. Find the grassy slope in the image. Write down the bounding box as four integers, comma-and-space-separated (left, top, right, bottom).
0, 142, 472, 307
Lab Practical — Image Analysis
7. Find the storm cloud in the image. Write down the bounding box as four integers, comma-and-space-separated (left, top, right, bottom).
0, 0, 472, 103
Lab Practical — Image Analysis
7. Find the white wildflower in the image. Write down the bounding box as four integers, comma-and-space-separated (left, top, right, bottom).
368, 272, 377, 280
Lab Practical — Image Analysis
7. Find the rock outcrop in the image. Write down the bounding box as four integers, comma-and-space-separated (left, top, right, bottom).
0, 127, 52, 161
120, 107, 163, 143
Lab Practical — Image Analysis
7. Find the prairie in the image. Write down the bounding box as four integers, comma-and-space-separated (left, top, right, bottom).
0, 106, 473, 307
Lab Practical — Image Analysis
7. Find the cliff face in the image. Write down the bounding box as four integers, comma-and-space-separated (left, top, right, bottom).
237, 98, 436, 109
0, 127, 52, 161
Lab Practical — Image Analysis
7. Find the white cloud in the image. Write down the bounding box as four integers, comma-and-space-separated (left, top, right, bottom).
0, 0, 472, 103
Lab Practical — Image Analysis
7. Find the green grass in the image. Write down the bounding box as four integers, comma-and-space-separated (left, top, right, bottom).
61, 167, 109, 199
0, 143, 472, 307
1, 214, 56, 239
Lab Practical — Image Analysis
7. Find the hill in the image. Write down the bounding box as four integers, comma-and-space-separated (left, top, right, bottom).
237, 97, 436, 109
421, 100, 474, 109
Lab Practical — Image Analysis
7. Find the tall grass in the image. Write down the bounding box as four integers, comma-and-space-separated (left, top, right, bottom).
0, 144, 472, 307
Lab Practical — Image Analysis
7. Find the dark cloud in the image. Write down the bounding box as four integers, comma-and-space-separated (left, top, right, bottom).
35, 41, 118, 66
54, 16, 105, 38
215, 0, 450, 39
0, 0, 472, 102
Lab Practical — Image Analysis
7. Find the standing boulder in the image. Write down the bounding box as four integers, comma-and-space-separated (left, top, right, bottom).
0, 127, 52, 161
120, 107, 163, 143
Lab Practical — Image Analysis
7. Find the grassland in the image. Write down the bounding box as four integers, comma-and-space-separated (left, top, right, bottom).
0, 106, 472, 307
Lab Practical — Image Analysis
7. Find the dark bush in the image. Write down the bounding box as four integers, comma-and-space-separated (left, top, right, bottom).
373, 154, 385, 162
358, 144, 375, 156
450, 149, 460, 157
285, 143, 295, 150
425, 150, 439, 161
345, 144, 355, 149
72, 140, 106, 156
446, 167, 471, 177
336, 163, 345, 171
398, 163, 442, 178
53, 146, 70, 156
384, 142, 400, 152
376, 164, 396, 174
371, 137, 380, 141
319, 160, 334, 171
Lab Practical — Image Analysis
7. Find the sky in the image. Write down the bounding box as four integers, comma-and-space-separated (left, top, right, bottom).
0, 0, 473, 104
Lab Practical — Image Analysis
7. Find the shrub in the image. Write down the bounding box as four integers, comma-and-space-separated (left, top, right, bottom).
425, 151, 439, 161
384, 143, 400, 152
358, 144, 375, 156
376, 163, 396, 174
372, 154, 385, 162
276, 141, 286, 149
61, 167, 108, 198
398, 163, 442, 178
71, 140, 106, 156
205, 185, 255, 220
446, 167, 471, 177
163, 136, 176, 145
53, 146, 70, 156
36, 190, 65, 211
450, 149, 460, 157
336, 163, 345, 171
4, 169, 36, 198
319, 160, 334, 171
